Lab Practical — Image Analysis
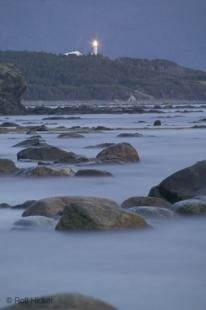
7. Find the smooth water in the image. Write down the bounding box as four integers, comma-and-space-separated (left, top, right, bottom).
0, 109, 206, 309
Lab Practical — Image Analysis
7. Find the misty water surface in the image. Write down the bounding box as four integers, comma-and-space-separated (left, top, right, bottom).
0, 110, 206, 309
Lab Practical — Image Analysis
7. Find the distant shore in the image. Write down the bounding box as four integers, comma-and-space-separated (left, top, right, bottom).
23, 99, 206, 115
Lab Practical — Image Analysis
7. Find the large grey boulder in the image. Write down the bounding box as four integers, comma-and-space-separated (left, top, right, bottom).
17, 145, 88, 163
149, 161, 206, 203
0, 159, 18, 174
56, 201, 148, 231
0, 293, 117, 310
96, 142, 140, 164
22, 196, 119, 218
121, 196, 171, 209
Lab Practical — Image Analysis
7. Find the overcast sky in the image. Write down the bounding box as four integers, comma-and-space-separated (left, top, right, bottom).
0, 0, 205, 70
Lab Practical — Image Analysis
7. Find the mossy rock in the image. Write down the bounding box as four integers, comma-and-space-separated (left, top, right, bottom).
56, 201, 149, 231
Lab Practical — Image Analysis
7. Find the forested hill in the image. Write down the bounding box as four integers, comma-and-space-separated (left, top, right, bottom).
0, 50, 206, 101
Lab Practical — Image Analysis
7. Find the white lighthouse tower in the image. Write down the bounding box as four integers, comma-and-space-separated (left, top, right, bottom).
92, 40, 99, 55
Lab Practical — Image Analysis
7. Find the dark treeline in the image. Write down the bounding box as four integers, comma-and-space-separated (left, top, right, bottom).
0, 50, 206, 101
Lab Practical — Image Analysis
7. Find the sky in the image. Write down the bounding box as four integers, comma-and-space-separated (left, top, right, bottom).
0, 0, 205, 70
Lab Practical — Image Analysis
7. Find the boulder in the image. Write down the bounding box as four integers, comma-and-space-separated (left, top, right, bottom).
172, 198, 206, 216
75, 169, 113, 177
0, 64, 26, 115
0, 159, 18, 174
96, 143, 140, 164
128, 206, 175, 219
17, 145, 89, 163
12, 200, 36, 209
57, 132, 84, 138
27, 125, 48, 132
56, 201, 148, 231
22, 196, 119, 218
117, 132, 142, 138
13, 136, 46, 148
192, 125, 206, 129
121, 196, 171, 209
1, 293, 117, 310
153, 120, 161, 126
43, 116, 81, 120
0, 122, 20, 127
149, 160, 206, 203
18, 166, 76, 177
93, 126, 112, 131
0, 203, 10, 208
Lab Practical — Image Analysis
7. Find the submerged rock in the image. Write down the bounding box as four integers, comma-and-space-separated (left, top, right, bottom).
192, 125, 206, 129
121, 196, 171, 209
96, 142, 140, 164
12, 216, 56, 230
17, 145, 89, 163
56, 201, 148, 231
75, 169, 113, 177
0, 159, 18, 175
172, 198, 206, 216
1, 293, 117, 310
43, 116, 81, 120
0, 203, 10, 208
13, 136, 46, 147
57, 132, 84, 139
117, 132, 142, 138
128, 206, 175, 219
85, 143, 115, 149
27, 125, 48, 132
93, 126, 112, 131
18, 166, 76, 177
149, 160, 206, 203
0, 122, 20, 127
22, 196, 119, 218
153, 120, 161, 126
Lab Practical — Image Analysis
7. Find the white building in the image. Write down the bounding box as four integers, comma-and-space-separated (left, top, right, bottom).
64, 50, 83, 56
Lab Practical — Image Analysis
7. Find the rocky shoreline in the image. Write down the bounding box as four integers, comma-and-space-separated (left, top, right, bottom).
1, 110, 206, 310
1, 131, 206, 232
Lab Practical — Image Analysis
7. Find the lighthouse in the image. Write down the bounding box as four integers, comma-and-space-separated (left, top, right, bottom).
91, 40, 99, 55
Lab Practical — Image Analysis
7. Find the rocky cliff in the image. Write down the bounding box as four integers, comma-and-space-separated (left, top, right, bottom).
0, 64, 26, 115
